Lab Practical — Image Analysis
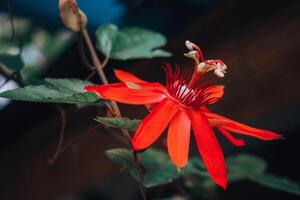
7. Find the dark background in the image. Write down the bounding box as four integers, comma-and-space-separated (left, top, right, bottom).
0, 0, 299, 199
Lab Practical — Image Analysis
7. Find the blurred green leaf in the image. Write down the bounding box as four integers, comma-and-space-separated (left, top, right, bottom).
31, 29, 73, 61
105, 148, 134, 171
181, 157, 208, 177
18, 67, 42, 85
200, 154, 267, 188
227, 154, 267, 174
0, 54, 24, 75
1, 15, 72, 85
106, 148, 179, 188
226, 154, 267, 182
0, 78, 101, 104
107, 148, 300, 195
96, 24, 171, 60
248, 173, 300, 195
192, 154, 300, 195
95, 117, 141, 132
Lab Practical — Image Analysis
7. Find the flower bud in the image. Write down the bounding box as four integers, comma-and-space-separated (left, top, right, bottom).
59, 0, 87, 32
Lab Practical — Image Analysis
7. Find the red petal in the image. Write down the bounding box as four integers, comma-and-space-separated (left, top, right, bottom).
132, 99, 179, 150
189, 110, 227, 189
205, 112, 282, 140
167, 109, 191, 168
85, 82, 167, 105
218, 127, 245, 147
203, 85, 224, 104
114, 69, 147, 83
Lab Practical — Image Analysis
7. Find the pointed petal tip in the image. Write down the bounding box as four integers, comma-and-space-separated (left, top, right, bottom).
220, 181, 228, 190
235, 139, 246, 147
114, 68, 147, 83
84, 85, 97, 92
274, 133, 285, 140
260, 131, 283, 140
173, 161, 188, 169
131, 142, 144, 151
214, 177, 228, 190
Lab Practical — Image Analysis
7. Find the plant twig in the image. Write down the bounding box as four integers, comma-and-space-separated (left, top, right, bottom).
81, 28, 132, 143
80, 27, 146, 200
48, 106, 66, 166
84, 70, 96, 80
60, 125, 98, 153
2, 0, 15, 42
134, 151, 147, 200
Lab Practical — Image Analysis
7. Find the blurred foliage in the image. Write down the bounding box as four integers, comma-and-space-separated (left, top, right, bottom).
99, 117, 300, 195
0, 54, 23, 74
106, 148, 300, 196
0, 78, 101, 104
106, 148, 178, 188
0, 13, 72, 85
96, 24, 171, 60
95, 117, 141, 132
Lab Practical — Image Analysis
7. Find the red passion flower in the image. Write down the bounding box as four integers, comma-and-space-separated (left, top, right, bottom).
85, 40, 282, 189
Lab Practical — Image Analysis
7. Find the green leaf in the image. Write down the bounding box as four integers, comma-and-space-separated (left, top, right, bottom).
227, 154, 267, 174
0, 54, 24, 75
106, 148, 179, 188
0, 78, 101, 104
196, 154, 300, 195
198, 154, 267, 188
95, 117, 141, 132
105, 148, 134, 171
18, 67, 41, 85
96, 24, 171, 60
247, 174, 300, 195
225, 154, 267, 183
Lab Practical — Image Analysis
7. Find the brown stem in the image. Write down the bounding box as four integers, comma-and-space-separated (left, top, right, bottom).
81, 28, 146, 199
84, 70, 96, 80
60, 125, 98, 153
134, 151, 147, 200
81, 28, 132, 143
48, 106, 66, 166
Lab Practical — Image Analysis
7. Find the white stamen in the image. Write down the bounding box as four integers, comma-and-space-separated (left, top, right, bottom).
214, 69, 225, 78
185, 40, 194, 50
197, 62, 206, 71
179, 84, 193, 97
184, 50, 197, 59
214, 62, 227, 78
173, 81, 196, 101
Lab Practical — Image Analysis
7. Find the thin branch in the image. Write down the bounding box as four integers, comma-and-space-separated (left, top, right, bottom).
60, 125, 98, 153
78, 33, 96, 71
102, 55, 110, 69
80, 27, 146, 199
84, 70, 96, 80
2, 0, 15, 42
81, 28, 132, 143
134, 151, 147, 200
47, 106, 66, 166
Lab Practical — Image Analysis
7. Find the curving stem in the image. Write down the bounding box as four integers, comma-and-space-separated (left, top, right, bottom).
81, 27, 147, 200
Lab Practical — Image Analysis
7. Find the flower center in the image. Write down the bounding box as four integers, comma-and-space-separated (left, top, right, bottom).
171, 81, 196, 102
164, 65, 214, 109
163, 41, 226, 109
